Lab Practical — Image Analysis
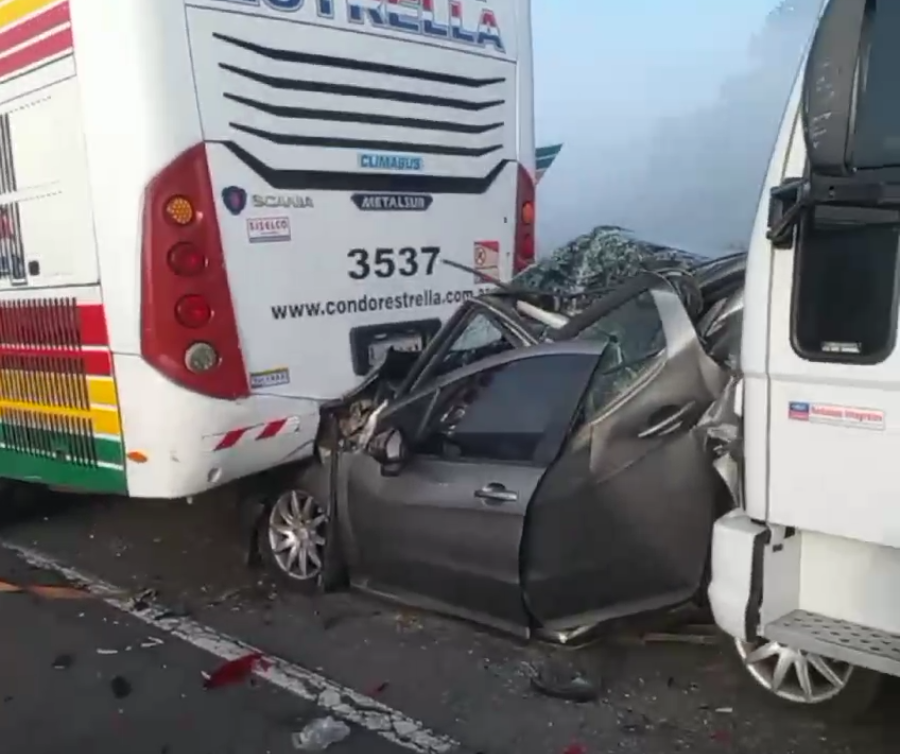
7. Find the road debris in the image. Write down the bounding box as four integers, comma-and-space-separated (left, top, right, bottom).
291, 716, 351, 751
205, 587, 242, 608
110, 676, 132, 699
710, 728, 732, 744
203, 651, 270, 690
52, 653, 74, 670
0, 579, 92, 599
130, 588, 158, 612
529, 664, 599, 703
96, 648, 119, 655
634, 632, 719, 646
154, 604, 190, 621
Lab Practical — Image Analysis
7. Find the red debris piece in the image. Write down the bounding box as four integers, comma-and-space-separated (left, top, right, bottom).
203, 652, 270, 690
710, 729, 732, 744
368, 681, 389, 696
562, 743, 587, 754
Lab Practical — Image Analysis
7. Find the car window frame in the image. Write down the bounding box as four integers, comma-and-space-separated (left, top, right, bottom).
377, 342, 604, 468
398, 298, 537, 398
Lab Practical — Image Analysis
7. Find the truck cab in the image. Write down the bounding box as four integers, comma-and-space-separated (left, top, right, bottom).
709, 0, 900, 716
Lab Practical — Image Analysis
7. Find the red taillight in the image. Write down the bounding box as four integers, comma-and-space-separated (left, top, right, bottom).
167, 243, 207, 276
140, 143, 249, 399
175, 295, 212, 328
514, 164, 536, 274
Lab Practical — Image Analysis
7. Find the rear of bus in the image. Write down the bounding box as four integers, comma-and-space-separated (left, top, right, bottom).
72, 0, 534, 496
168, 0, 535, 403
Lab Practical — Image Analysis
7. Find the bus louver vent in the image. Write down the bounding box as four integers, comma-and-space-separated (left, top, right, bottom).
0, 298, 98, 467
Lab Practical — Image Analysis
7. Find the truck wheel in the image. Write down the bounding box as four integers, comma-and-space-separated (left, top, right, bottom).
731, 636, 882, 721
257, 465, 347, 593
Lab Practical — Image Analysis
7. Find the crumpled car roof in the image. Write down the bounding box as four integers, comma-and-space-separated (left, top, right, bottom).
514, 225, 709, 296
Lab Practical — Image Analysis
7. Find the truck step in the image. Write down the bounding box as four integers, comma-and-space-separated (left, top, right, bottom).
766, 609, 900, 676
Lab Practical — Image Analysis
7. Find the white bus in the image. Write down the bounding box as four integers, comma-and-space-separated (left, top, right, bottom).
709, 0, 900, 717
0, 0, 535, 499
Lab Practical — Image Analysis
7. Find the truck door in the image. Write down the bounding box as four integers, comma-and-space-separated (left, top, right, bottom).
762, 0, 900, 549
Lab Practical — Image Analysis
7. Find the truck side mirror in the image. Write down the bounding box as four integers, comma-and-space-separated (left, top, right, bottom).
801, 0, 867, 176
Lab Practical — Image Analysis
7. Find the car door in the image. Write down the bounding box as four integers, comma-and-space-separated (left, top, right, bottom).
342, 309, 599, 635
521, 276, 728, 635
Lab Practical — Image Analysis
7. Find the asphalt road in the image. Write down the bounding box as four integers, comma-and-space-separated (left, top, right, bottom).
2, 489, 899, 754
0, 544, 421, 754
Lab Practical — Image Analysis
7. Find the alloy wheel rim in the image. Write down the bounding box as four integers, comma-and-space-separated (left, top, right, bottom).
267, 489, 327, 581
735, 637, 853, 704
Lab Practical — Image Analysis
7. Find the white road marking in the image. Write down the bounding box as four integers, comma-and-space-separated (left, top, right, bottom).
2, 541, 460, 754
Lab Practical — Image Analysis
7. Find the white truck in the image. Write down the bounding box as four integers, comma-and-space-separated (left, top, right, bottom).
0, 0, 535, 499
709, 0, 900, 717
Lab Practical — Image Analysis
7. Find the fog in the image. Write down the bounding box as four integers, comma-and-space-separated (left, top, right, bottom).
532, 0, 824, 257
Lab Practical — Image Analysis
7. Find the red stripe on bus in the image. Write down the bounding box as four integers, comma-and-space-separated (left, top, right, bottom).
256, 418, 287, 440
78, 304, 109, 346
214, 428, 249, 451
0, 2, 70, 57
0, 346, 111, 376
0, 25, 72, 81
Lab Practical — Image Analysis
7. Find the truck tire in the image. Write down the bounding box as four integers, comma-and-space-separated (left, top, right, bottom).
730, 635, 882, 722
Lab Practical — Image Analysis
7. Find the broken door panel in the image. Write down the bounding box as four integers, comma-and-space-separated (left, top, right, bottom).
522, 281, 727, 632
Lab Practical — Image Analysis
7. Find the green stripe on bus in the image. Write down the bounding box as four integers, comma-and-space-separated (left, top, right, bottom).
0, 449, 126, 494
0, 424, 123, 466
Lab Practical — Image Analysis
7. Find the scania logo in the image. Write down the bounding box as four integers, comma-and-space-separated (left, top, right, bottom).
252, 194, 314, 209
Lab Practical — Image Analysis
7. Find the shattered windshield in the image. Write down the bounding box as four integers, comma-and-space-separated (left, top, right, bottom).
513, 225, 708, 302
510, 226, 708, 345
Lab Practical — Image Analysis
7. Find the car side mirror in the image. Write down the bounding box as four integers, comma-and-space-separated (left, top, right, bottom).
366, 427, 409, 477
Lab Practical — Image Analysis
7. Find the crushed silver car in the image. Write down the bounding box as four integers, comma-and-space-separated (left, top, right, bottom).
250, 228, 746, 642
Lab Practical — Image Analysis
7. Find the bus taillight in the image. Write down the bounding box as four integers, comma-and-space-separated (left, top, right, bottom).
140, 143, 249, 400
514, 164, 535, 274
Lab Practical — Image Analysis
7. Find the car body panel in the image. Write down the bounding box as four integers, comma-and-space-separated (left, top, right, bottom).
319, 246, 744, 640
346, 452, 538, 633
522, 284, 727, 633
341, 342, 601, 632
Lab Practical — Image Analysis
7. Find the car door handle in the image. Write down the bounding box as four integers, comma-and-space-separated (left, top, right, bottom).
474, 483, 518, 504
637, 401, 696, 439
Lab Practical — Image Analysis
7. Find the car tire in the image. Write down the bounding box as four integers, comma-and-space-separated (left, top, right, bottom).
256, 463, 347, 594
729, 635, 882, 722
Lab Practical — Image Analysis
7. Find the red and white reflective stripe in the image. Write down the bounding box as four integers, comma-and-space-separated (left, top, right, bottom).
212, 416, 302, 451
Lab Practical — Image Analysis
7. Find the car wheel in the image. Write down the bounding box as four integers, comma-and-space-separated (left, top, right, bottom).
257, 466, 346, 593
732, 636, 882, 721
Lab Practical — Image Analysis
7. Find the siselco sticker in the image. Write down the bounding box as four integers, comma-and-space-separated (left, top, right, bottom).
210, 0, 505, 53
247, 216, 291, 244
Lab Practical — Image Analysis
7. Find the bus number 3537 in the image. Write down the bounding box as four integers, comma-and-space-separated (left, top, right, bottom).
347, 246, 441, 280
